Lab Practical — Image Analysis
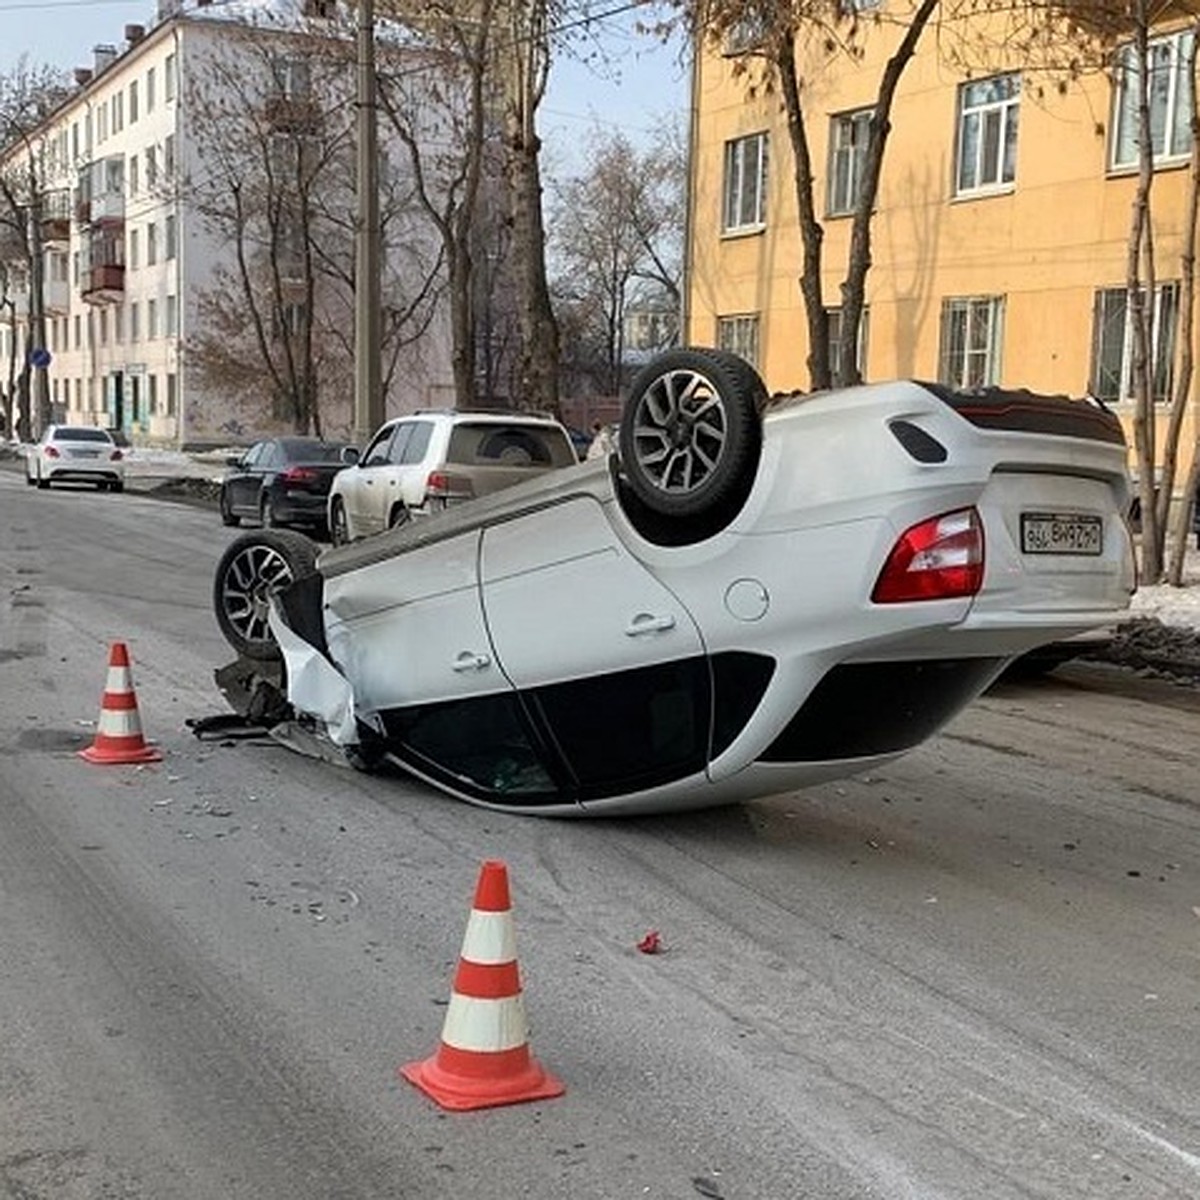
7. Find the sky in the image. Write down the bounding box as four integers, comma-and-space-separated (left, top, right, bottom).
0, 0, 690, 177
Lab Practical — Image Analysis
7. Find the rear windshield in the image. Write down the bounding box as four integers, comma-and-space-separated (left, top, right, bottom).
54, 427, 113, 443
447, 423, 576, 468
280, 439, 347, 463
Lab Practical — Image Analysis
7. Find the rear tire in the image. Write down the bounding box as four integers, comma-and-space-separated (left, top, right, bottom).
387, 503, 410, 531
219, 489, 240, 526
111, 480, 124, 493
329, 497, 350, 546
36, 478, 50, 490
618, 347, 764, 522
213, 530, 319, 661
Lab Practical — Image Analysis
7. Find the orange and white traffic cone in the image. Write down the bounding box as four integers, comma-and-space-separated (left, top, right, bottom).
79, 641, 163, 765
400, 859, 565, 1112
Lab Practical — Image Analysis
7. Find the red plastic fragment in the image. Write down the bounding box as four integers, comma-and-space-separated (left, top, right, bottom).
637, 930, 663, 954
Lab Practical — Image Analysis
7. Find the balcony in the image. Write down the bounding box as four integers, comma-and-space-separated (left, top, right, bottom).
90, 191, 125, 225
40, 191, 72, 244
82, 263, 125, 304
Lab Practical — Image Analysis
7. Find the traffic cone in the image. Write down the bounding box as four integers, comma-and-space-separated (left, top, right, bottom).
400, 859, 564, 1111
79, 641, 163, 765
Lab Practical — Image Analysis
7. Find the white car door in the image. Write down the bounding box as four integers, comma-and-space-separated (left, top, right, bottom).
345, 422, 401, 539
480, 495, 703, 687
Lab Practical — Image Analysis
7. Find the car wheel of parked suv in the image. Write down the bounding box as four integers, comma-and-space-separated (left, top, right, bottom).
618, 346, 765, 522
213, 530, 318, 661
329, 497, 350, 546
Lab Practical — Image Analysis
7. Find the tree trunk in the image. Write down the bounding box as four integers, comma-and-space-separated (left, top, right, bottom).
1167, 24, 1200, 586
1128, 8, 1162, 582
502, 0, 560, 415
840, 0, 939, 388
774, 34, 828, 390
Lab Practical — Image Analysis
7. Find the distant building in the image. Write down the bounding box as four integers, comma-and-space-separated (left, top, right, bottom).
0, 0, 453, 447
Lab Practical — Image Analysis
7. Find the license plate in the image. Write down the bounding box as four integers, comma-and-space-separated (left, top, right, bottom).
1021, 512, 1103, 556
70, 449, 100, 459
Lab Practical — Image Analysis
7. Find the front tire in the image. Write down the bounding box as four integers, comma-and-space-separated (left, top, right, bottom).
213, 530, 319, 660
618, 347, 765, 521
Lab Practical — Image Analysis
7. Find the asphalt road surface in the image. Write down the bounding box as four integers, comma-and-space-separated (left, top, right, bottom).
1, 468, 1199, 1200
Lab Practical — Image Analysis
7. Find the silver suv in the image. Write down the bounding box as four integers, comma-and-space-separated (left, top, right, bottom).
327, 410, 578, 543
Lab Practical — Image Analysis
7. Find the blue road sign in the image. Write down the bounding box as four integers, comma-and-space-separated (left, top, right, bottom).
28, 347, 51, 369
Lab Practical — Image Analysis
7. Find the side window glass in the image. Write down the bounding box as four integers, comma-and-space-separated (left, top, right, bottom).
260, 443, 280, 469
243, 443, 264, 468
531, 658, 711, 801
380, 694, 559, 806
387, 422, 414, 465
400, 421, 433, 464
362, 425, 396, 468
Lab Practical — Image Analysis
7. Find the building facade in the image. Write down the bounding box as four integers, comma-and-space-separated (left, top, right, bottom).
1, 0, 453, 447
686, 7, 1199, 476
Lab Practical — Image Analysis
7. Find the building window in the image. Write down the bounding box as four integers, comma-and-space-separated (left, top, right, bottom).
826, 306, 870, 382
129, 80, 138, 123
276, 58, 311, 101
128, 154, 138, 196
146, 67, 156, 112
166, 294, 178, 336
165, 53, 176, 101
148, 373, 158, 415
723, 15, 766, 56
164, 134, 175, 178
722, 133, 768, 233
955, 73, 1020, 195
148, 298, 158, 339
165, 214, 177, 260
716, 313, 761, 368
97, 104, 108, 143
167, 372, 177, 417
128, 227, 139, 269
1091, 283, 1179, 403
939, 296, 1004, 389
73, 314, 81, 349
147, 222, 158, 265
99, 310, 107, 346
130, 301, 140, 342
114, 305, 124, 343
112, 92, 123, 134
828, 108, 872, 216
1112, 30, 1194, 169
146, 146, 157, 189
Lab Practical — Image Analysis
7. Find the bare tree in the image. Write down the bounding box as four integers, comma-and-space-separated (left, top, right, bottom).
498, 0, 562, 414
185, 21, 442, 435
0, 58, 67, 438
549, 124, 685, 394
686, 1, 940, 390
376, 6, 498, 409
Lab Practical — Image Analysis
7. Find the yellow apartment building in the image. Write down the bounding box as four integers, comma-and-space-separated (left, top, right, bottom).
684, 6, 1199, 483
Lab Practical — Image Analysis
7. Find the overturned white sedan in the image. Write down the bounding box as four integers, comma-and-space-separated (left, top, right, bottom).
211, 349, 1135, 816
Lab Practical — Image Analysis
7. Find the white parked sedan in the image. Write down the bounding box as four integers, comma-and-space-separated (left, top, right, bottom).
212, 349, 1135, 816
25, 424, 126, 491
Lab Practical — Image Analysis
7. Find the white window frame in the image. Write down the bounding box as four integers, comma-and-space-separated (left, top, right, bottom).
1111, 29, 1195, 170
722, 133, 768, 233
828, 108, 873, 216
1091, 282, 1179, 403
955, 73, 1020, 195
939, 296, 1005, 389
716, 313, 761, 368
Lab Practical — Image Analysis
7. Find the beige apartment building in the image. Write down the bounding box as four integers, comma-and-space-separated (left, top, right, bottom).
685, 7, 1200, 478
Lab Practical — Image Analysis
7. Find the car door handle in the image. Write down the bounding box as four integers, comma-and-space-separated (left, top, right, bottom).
625, 612, 676, 636
452, 651, 491, 672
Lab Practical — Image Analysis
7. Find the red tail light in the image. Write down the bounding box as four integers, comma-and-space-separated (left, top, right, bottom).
872, 507, 985, 603
425, 471, 474, 500
280, 465, 318, 484
45, 446, 60, 458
